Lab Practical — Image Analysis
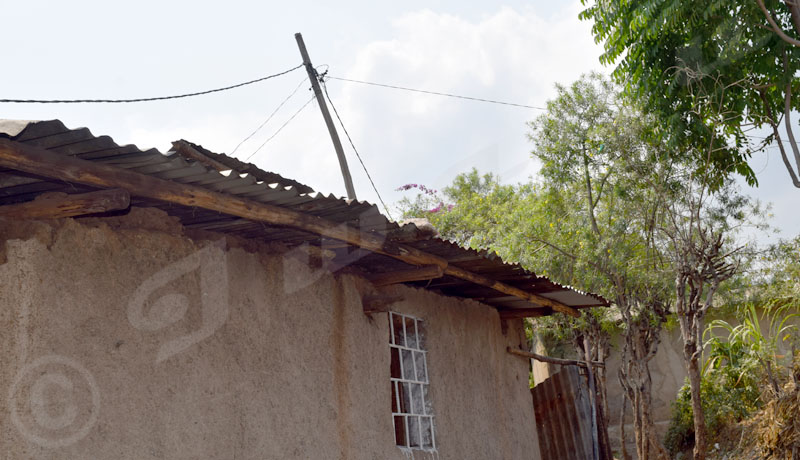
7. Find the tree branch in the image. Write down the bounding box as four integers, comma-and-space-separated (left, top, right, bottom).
757, 0, 800, 48
782, 65, 800, 175
784, 0, 800, 35
759, 89, 800, 186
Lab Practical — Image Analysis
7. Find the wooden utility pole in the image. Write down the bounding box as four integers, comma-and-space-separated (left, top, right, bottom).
294, 32, 357, 200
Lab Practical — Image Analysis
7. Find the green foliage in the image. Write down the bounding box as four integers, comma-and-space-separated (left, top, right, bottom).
580, 0, 800, 187
666, 300, 800, 455
751, 236, 800, 309
664, 373, 758, 456
397, 73, 679, 326
707, 303, 800, 379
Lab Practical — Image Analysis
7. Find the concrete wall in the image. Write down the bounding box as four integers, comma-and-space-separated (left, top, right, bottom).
0, 209, 540, 459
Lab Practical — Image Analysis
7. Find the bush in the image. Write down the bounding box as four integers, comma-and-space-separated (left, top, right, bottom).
664, 335, 762, 456
664, 375, 759, 456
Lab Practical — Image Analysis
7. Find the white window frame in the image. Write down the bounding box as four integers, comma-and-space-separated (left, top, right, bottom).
389, 311, 436, 451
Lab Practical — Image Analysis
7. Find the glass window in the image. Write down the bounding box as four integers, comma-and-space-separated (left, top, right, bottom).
389, 312, 436, 451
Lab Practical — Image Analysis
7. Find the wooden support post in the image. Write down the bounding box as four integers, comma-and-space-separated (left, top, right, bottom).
295, 32, 357, 201
0, 138, 584, 318
0, 189, 129, 219
506, 347, 605, 368
368, 265, 443, 287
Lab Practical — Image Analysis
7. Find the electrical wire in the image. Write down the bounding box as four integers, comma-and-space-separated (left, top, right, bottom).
230, 76, 309, 156
327, 75, 546, 110
0, 64, 303, 104
320, 77, 393, 219
244, 95, 316, 162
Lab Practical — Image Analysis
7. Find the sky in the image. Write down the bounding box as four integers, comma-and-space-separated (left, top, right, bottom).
1, 0, 797, 241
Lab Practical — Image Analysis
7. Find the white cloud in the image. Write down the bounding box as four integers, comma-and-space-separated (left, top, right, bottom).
325, 3, 605, 209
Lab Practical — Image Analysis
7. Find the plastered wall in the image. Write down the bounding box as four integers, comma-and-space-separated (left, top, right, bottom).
0, 210, 540, 460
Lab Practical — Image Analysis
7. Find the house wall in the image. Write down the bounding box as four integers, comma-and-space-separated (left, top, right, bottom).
0, 209, 540, 460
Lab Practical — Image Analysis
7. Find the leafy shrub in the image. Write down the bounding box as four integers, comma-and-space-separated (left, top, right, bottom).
664, 327, 763, 456
665, 301, 798, 456
664, 373, 760, 456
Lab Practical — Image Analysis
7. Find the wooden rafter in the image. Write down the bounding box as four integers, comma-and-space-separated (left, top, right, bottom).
171, 140, 232, 172
507, 347, 604, 368
0, 189, 129, 219
497, 308, 548, 319
368, 265, 444, 287
0, 138, 580, 317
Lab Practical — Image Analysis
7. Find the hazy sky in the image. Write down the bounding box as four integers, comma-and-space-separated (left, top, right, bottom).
2, 0, 797, 240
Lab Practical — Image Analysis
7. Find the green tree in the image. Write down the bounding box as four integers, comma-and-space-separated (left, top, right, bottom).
661, 178, 754, 460
400, 74, 677, 460
580, 0, 800, 188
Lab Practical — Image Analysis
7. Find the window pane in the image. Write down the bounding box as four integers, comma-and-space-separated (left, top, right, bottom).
408, 416, 421, 448
422, 384, 433, 415
402, 349, 416, 381
421, 417, 434, 449
391, 313, 405, 346
399, 382, 412, 414
411, 383, 423, 415
405, 317, 418, 349
390, 347, 401, 379
414, 351, 427, 382
391, 381, 398, 413
416, 320, 426, 349
394, 415, 407, 447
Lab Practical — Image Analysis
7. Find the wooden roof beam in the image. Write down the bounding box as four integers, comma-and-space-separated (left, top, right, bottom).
0, 138, 579, 318
497, 308, 548, 319
507, 347, 604, 368
368, 265, 444, 287
0, 189, 129, 219
171, 140, 232, 172
445, 265, 580, 317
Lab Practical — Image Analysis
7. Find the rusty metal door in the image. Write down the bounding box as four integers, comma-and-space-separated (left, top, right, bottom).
531, 366, 596, 460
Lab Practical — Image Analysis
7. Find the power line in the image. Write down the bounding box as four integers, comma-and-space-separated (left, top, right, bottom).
320, 78, 393, 219
230, 76, 309, 156
327, 75, 546, 110
244, 95, 316, 162
0, 64, 303, 104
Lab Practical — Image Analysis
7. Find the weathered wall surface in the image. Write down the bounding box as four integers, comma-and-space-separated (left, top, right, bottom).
0, 210, 540, 459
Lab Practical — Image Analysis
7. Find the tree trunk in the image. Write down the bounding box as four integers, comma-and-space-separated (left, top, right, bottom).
676, 278, 709, 460
619, 389, 632, 460
687, 347, 706, 460
618, 301, 670, 460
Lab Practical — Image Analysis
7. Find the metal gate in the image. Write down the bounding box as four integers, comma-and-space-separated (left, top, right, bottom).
531, 366, 596, 460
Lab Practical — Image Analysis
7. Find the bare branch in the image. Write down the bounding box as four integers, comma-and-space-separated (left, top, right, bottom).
756, 0, 800, 47
758, 89, 800, 186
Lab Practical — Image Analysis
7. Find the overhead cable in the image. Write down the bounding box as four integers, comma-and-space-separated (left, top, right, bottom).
244, 95, 316, 161
0, 64, 303, 104
327, 75, 546, 110
321, 77, 393, 219
230, 76, 309, 156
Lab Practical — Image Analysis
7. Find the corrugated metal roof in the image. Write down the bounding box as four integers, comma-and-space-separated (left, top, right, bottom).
0, 119, 607, 314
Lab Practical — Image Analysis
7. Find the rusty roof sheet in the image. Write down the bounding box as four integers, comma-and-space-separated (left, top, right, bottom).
0, 119, 607, 314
